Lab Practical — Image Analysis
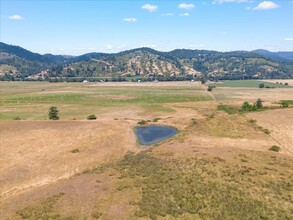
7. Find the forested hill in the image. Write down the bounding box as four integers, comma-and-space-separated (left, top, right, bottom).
1, 42, 293, 81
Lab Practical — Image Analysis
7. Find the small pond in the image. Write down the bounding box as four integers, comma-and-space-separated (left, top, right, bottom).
135, 125, 177, 145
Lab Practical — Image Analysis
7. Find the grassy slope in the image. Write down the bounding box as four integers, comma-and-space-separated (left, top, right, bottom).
14, 149, 293, 220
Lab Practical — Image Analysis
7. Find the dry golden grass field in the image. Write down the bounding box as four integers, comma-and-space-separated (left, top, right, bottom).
0, 80, 293, 219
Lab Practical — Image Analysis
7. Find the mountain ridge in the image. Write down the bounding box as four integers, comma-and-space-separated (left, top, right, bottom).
1, 42, 293, 80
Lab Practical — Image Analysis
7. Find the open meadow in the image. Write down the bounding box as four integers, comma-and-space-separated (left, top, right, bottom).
0, 80, 293, 219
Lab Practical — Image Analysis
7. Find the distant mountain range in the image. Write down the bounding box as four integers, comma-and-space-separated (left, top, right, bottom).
0, 42, 292, 80
252, 49, 293, 62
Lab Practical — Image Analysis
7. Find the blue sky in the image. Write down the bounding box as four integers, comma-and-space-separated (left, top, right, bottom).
1, 0, 292, 55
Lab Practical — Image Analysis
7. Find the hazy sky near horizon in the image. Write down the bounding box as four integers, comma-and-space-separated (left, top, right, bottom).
1, 0, 292, 55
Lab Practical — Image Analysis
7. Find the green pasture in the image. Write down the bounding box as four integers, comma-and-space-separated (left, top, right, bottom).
209, 80, 291, 88
0, 82, 211, 120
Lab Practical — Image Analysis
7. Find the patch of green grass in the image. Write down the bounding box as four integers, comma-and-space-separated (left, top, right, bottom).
193, 115, 250, 138
279, 100, 293, 106
217, 104, 239, 114
209, 80, 292, 88
0, 82, 210, 120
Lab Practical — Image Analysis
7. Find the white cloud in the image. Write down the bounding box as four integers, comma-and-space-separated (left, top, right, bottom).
123, 18, 137, 22
162, 13, 174, 16
105, 45, 113, 50
285, 38, 293, 41
179, 12, 190, 16
178, 3, 195, 9
142, 4, 158, 12
253, 1, 279, 10
117, 44, 127, 49
213, 0, 249, 3
8, 15, 23, 20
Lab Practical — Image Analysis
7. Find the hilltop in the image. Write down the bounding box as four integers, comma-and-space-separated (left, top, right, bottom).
1, 42, 293, 81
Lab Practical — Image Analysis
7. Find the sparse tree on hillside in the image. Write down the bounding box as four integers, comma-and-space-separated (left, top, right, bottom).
259, 83, 265, 88
49, 106, 59, 120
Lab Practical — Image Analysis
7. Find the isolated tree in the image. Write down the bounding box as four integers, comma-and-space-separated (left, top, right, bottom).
259, 83, 265, 88
201, 79, 206, 84
255, 98, 263, 109
207, 86, 213, 92
49, 106, 59, 120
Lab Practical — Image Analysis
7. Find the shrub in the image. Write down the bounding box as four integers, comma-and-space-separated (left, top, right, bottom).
13, 116, 21, 120
92, 211, 102, 219
241, 101, 251, 111
48, 106, 59, 120
87, 114, 97, 120
248, 119, 256, 123
269, 145, 280, 152
241, 99, 264, 112
71, 148, 80, 153
284, 83, 288, 86
191, 118, 197, 125
207, 86, 213, 92
259, 83, 265, 88
153, 118, 161, 122
263, 129, 270, 134
137, 120, 147, 126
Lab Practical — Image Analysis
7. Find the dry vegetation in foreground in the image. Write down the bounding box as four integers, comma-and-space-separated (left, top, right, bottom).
11, 149, 293, 220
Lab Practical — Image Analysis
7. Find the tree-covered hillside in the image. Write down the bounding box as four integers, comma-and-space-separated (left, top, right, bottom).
1, 42, 293, 81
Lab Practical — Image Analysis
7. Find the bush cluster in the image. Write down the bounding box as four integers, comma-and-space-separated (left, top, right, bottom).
87, 114, 97, 120
241, 99, 263, 112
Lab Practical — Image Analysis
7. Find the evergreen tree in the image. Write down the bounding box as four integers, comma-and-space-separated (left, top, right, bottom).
49, 106, 59, 120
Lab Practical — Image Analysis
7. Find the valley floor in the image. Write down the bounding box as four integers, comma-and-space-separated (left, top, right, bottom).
0, 81, 292, 219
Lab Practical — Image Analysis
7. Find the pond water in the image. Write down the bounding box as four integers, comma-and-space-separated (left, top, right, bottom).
135, 125, 177, 145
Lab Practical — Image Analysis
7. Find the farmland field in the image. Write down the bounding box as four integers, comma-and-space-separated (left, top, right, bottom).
1, 80, 293, 219
209, 79, 292, 88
